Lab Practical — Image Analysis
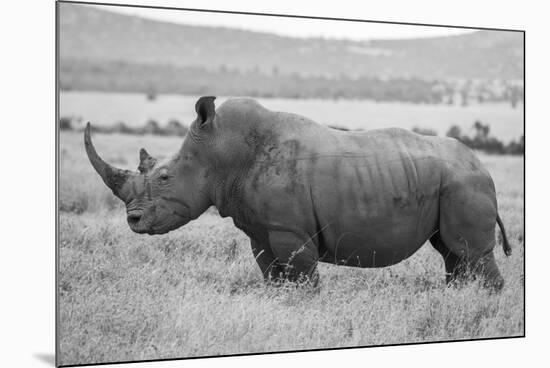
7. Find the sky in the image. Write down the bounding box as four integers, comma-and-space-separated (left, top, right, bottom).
95, 4, 475, 41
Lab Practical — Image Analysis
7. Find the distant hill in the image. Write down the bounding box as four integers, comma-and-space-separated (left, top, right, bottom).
59, 3, 523, 80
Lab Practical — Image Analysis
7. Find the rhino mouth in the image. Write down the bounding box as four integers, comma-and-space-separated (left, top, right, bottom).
127, 210, 144, 227
126, 210, 165, 235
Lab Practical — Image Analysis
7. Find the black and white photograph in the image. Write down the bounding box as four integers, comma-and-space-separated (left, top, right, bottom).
55, 1, 526, 366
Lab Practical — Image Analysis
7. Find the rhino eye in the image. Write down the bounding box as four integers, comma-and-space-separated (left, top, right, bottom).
159, 173, 169, 181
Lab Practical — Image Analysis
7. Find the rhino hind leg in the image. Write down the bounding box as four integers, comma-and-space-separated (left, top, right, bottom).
471, 250, 505, 291
437, 180, 505, 290
429, 232, 466, 284
431, 231, 504, 290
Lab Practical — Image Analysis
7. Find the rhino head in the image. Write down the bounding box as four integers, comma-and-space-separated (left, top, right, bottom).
84, 96, 220, 235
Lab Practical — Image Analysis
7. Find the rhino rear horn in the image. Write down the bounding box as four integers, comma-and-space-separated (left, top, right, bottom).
138, 148, 157, 174
84, 122, 134, 200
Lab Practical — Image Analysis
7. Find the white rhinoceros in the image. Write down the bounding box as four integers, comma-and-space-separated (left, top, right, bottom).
85, 96, 511, 289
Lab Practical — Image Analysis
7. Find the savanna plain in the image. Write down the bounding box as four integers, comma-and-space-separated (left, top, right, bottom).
58, 125, 524, 366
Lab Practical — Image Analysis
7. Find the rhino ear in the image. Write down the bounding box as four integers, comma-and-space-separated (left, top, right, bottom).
195, 96, 216, 127
138, 148, 157, 174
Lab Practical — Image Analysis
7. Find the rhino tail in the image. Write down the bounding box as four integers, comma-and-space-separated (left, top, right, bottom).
497, 214, 512, 257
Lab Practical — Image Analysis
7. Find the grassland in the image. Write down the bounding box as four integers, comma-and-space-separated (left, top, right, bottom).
58, 131, 524, 366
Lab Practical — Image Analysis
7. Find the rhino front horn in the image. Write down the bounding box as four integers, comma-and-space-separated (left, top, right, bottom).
84, 122, 134, 200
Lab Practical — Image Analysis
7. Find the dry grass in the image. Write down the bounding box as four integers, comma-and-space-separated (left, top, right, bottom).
58, 131, 524, 366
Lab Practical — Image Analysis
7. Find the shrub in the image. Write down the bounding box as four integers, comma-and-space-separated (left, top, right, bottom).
165, 119, 189, 136
447, 122, 523, 155
446, 125, 462, 139
142, 119, 162, 135
505, 135, 524, 155
110, 121, 133, 134
59, 117, 73, 131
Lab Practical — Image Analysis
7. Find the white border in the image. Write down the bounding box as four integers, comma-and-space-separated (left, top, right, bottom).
1, 1, 546, 367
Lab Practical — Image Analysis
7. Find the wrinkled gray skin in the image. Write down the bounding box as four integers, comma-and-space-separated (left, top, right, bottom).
85, 96, 512, 290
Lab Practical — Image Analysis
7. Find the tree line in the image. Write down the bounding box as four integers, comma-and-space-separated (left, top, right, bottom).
412, 121, 523, 155
59, 117, 188, 136
61, 117, 523, 156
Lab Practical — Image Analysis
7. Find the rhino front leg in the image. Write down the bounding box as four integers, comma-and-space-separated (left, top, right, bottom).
250, 239, 285, 283
268, 231, 320, 287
